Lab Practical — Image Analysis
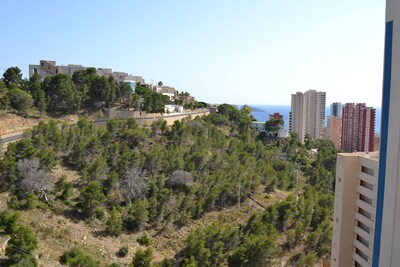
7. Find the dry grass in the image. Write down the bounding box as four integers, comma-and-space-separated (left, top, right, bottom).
0, 112, 79, 137
0, 160, 292, 266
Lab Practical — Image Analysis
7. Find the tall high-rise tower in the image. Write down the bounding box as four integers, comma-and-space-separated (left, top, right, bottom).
330, 102, 343, 117
373, 0, 400, 265
289, 90, 326, 141
326, 116, 342, 149
341, 103, 375, 153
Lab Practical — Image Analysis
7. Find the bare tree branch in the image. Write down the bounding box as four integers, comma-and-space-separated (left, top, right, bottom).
16, 158, 53, 195
168, 170, 194, 188
118, 168, 148, 204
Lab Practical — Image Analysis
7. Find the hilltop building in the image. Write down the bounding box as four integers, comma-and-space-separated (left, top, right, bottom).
154, 86, 177, 101
29, 60, 144, 91
289, 90, 326, 142
178, 95, 195, 104
341, 103, 375, 153
331, 0, 400, 266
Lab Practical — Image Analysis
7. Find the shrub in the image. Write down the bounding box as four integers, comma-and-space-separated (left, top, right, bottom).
137, 235, 152, 246
132, 248, 153, 267
117, 246, 129, 257
106, 207, 122, 236
6, 225, 38, 261
0, 210, 19, 234
60, 247, 99, 267
9, 255, 37, 267
123, 200, 149, 232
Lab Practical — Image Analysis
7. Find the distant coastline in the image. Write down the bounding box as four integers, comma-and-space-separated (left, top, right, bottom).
248, 106, 266, 112
243, 105, 382, 134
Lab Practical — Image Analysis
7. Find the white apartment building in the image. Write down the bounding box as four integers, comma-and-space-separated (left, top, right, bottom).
289, 90, 326, 142
154, 86, 177, 101
28, 60, 144, 89
331, 152, 379, 267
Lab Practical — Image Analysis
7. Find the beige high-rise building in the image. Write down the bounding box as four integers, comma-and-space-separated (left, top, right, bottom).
332, 0, 400, 266
289, 90, 326, 142
331, 152, 379, 267
327, 116, 342, 149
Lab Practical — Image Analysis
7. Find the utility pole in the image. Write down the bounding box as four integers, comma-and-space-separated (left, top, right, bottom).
295, 167, 299, 201
238, 176, 241, 210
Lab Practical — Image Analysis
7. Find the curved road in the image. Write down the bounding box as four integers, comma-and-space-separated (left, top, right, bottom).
1, 133, 24, 144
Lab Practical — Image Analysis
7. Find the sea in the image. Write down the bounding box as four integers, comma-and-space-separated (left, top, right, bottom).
246, 105, 382, 134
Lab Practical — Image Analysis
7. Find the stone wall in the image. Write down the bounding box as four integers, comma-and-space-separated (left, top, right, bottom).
103, 108, 210, 126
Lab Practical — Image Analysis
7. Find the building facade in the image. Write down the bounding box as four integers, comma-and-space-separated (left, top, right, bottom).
332, 1, 400, 266
154, 86, 177, 101
373, 0, 400, 265
29, 60, 144, 91
29, 60, 87, 78
289, 90, 326, 142
330, 102, 343, 117
331, 152, 379, 267
327, 116, 342, 149
341, 103, 375, 153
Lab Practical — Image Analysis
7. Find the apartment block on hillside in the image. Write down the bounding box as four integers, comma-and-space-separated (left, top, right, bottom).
29, 60, 144, 91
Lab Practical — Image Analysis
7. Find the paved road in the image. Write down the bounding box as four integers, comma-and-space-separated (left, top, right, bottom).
1, 133, 23, 144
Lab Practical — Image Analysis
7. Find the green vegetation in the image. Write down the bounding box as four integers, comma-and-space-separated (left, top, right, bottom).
117, 245, 129, 257
5, 225, 38, 264
0, 66, 185, 116
132, 248, 153, 267
137, 235, 152, 246
60, 247, 99, 267
0, 97, 338, 265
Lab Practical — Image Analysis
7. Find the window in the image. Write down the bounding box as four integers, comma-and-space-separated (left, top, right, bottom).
33, 68, 37, 74
359, 194, 373, 205
56, 69, 58, 74
355, 248, 368, 262
357, 234, 369, 248
358, 207, 372, 220
360, 180, 373, 190
355, 260, 362, 267
357, 220, 370, 234
361, 166, 374, 176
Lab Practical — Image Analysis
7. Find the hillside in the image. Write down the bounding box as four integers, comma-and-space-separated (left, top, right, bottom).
0, 105, 336, 266
0, 113, 78, 137
0, 184, 289, 266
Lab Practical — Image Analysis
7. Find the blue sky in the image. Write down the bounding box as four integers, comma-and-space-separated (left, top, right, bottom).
0, 1, 385, 107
